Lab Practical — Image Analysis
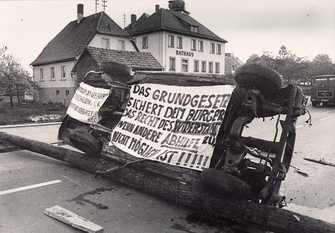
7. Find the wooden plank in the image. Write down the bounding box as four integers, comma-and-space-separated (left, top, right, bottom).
44, 205, 103, 233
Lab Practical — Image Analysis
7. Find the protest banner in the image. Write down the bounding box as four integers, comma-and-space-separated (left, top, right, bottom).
67, 82, 110, 124
109, 83, 234, 171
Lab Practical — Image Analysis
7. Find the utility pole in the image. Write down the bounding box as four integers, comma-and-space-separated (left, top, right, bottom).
123, 13, 126, 28
95, 0, 99, 13
101, 0, 108, 12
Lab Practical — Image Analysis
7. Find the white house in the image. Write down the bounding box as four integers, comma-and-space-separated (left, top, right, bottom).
126, 0, 227, 76
31, 4, 137, 105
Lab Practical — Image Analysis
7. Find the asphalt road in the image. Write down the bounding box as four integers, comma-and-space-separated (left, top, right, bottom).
0, 124, 223, 233
1, 106, 335, 232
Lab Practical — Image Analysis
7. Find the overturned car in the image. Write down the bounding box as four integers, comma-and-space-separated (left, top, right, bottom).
58, 62, 307, 207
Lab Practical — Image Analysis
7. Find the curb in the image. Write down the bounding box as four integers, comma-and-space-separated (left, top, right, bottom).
0, 122, 61, 129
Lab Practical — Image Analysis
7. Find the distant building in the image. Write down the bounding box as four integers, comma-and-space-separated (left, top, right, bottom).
31, 4, 137, 105
31, 1, 229, 105
225, 53, 243, 75
126, 0, 227, 75
72, 46, 163, 80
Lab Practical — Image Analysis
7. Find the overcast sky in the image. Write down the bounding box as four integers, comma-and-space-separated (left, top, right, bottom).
1, 0, 334, 71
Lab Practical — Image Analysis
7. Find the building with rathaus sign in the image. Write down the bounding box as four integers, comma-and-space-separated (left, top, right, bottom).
31, 0, 227, 105
126, 0, 227, 75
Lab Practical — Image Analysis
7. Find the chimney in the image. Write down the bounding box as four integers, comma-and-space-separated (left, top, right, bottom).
77, 4, 84, 24
155, 4, 160, 13
131, 14, 137, 24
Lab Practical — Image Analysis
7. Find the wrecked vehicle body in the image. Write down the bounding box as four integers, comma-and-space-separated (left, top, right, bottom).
58, 62, 307, 208
58, 62, 131, 155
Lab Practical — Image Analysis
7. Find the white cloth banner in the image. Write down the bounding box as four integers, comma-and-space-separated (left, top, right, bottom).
110, 83, 234, 171
67, 82, 110, 124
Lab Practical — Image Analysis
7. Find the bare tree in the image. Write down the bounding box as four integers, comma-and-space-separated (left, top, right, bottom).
0, 46, 32, 107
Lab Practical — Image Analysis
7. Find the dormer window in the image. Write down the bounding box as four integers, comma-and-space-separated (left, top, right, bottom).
190, 26, 198, 33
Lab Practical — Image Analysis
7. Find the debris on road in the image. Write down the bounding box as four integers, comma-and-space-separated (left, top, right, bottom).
304, 157, 335, 168
44, 205, 103, 233
294, 169, 309, 177
290, 165, 309, 177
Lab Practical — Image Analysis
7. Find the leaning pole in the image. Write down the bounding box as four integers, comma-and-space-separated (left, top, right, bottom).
0, 131, 334, 233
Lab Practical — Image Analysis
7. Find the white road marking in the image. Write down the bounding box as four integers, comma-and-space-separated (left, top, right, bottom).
0, 180, 62, 196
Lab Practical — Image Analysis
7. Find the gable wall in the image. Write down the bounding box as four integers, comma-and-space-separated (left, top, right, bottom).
89, 34, 137, 51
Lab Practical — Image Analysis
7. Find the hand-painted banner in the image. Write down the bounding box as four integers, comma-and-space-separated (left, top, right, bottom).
109, 83, 234, 171
67, 82, 110, 124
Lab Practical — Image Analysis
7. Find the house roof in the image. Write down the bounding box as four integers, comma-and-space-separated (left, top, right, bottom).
73, 46, 163, 71
126, 8, 227, 43
31, 12, 129, 66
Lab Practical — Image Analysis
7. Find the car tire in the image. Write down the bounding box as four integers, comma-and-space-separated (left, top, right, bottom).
235, 63, 282, 98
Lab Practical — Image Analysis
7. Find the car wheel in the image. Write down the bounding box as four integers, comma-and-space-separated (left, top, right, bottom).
234, 63, 282, 98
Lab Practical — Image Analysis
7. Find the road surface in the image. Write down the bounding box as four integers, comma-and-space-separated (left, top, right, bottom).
244, 105, 335, 224
1, 105, 335, 232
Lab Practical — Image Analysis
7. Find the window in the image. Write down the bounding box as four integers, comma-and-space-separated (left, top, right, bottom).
142, 36, 148, 49
190, 26, 198, 33
177, 36, 183, 49
191, 39, 196, 51
169, 57, 176, 71
56, 90, 60, 96
232, 65, 236, 72
168, 35, 175, 48
50, 67, 55, 80
209, 62, 213, 73
118, 40, 126, 50
66, 90, 70, 96
201, 61, 207, 73
198, 40, 204, 52
39, 68, 44, 81
101, 38, 110, 49
210, 43, 215, 54
61, 65, 66, 80
181, 59, 189, 72
217, 44, 222, 55
194, 60, 199, 72
215, 62, 220, 74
